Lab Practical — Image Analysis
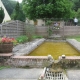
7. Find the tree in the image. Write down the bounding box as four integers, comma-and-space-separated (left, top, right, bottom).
11, 2, 26, 22
77, 8, 80, 18
22, 0, 74, 20
2, 0, 17, 16
0, 7, 5, 23
74, 0, 80, 11
70, 0, 80, 11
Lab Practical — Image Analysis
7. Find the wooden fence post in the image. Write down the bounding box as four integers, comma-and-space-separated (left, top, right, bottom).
17, 20, 19, 37
0, 24, 3, 37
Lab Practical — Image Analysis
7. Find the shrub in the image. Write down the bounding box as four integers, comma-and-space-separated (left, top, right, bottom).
32, 35, 43, 39
16, 35, 28, 43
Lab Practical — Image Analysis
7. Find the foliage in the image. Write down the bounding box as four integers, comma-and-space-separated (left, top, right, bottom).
22, 0, 74, 20
25, 24, 36, 40
67, 35, 80, 42
45, 20, 53, 26
16, 35, 28, 43
0, 37, 16, 44
11, 2, 26, 22
71, 0, 80, 11
77, 8, 80, 18
0, 66, 10, 70
70, 10, 77, 18
32, 35, 43, 39
48, 28, 52, 36
0, 7, 5, 23
2, 0, 17, 16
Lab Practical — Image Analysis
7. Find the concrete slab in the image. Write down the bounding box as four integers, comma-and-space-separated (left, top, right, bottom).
0, 68, 43, 79
67, 70, 80, 80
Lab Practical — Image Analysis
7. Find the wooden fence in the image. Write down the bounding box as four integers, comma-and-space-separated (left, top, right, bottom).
36, 26, 80, 37
0, 20, 80, 38
0, 20, 25, 38
35, 26, 49, 37
62, 26, 80, 36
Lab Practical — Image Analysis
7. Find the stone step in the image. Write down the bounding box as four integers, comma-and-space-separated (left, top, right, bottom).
48, 34, 65, 40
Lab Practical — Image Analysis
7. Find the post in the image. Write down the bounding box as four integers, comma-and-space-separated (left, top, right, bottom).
17, 20, 19, 37
63, 20, 65, 39
0, 24, 3, 37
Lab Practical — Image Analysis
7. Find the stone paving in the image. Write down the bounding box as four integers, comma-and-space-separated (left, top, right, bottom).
0, 68, 43, 80
1, 68, 80, 80
67, 70, 80, 80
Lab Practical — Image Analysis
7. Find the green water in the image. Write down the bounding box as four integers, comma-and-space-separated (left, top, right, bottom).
27, 42, 80, 59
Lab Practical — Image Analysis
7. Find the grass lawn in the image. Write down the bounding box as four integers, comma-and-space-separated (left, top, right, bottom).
67, 35, 80, 42
0, 66, 10, 70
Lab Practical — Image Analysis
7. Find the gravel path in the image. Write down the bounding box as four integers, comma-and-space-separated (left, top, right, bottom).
0, 68, 43, 80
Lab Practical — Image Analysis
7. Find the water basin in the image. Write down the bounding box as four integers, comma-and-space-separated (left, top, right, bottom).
27, 42, 80, 59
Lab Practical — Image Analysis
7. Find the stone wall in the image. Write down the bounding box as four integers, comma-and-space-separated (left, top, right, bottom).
1, 55, 80, 68
4, 56, 50, 68
59, 56, 80, 69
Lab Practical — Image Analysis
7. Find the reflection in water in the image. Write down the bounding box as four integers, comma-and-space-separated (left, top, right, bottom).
27, 42, 80, 59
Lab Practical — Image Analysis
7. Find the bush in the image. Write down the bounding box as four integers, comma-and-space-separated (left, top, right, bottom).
32, 35, 43, 39
16, 35, 28, 43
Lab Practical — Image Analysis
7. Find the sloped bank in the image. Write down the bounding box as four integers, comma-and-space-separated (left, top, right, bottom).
13, 38, 45, 56
66, 39, 80, 52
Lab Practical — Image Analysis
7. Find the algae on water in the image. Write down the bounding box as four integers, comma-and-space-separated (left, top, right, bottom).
27, 42, 80, 59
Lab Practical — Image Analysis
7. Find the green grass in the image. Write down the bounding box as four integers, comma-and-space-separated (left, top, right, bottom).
0, 66, 10, 70
67, 35, 80, 42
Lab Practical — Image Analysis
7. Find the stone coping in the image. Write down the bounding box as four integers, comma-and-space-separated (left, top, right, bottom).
13, 38, 45, 56
61, 56, 80, 60
66, 39, 80, 52
0, 53, 13, 57
12, 55, 80, 60
12, 56, 47, 59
